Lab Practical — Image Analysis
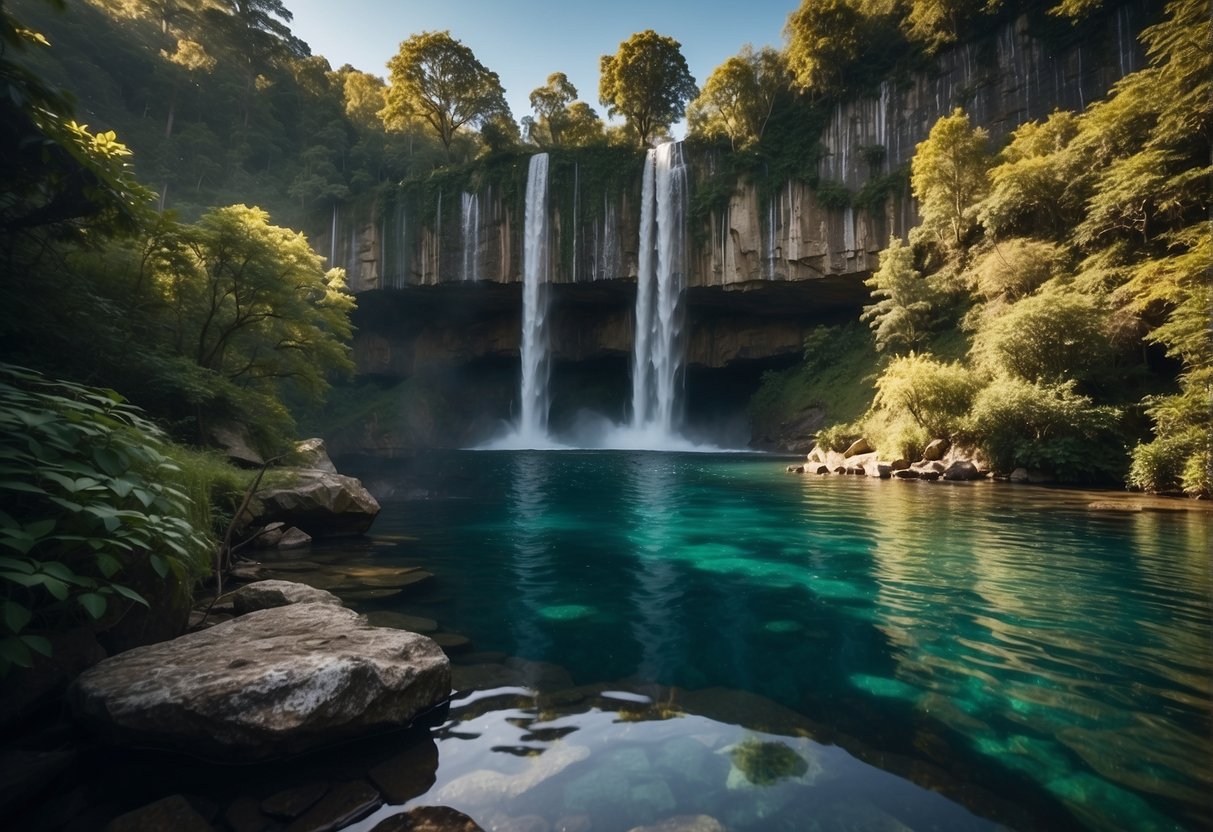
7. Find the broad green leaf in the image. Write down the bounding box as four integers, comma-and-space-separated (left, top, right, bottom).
78, 593, 107, 619
0, 557, 34, 573
25, 519, 55, 539
97, 553, 122, 578
0, 481, 46, 495
41, 576, 69, 601
1, 601, 31, 634
0, 636, 33, 668
93, 447, 127, 477
149, 554, 168, 578
111, 583, 148, 607
23, 634, 52, 657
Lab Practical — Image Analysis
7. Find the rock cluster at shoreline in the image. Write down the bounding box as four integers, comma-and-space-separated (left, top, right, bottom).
786, 437, 991, 482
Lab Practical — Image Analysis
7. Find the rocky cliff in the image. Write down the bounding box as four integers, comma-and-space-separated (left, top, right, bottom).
316, 3, 1151, 450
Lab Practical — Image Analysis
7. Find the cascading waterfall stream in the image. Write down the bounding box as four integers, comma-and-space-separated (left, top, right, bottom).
630, 141, 689, 440
516, 152, 552, 444
461, 191, 479, 282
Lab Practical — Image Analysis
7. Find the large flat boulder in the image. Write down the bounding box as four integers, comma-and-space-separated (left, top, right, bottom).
68, 603, 450, 761
254, 471, 381, 537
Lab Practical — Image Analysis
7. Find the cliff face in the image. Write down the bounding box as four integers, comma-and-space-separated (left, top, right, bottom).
318, 4, 1149, 450
329, 4, 1148, 307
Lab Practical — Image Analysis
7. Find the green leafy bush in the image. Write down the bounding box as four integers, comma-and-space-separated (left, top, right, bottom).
971, 283, 1111, 384
873, 352, 984, 438
967, 376, 1125, 480
0, 365, 211, 673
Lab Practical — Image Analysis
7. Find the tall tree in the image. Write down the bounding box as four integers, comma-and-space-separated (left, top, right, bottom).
911, 107, 990, 250
208, 0, 308, 127
383, 30, 511, 160
784, 0, 866, 97
599, 30, 697, 148
527, 72, 577, 147
861, 237, 942, 353
689, 45, 789, 150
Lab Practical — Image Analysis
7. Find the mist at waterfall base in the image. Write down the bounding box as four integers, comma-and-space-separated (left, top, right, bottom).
483, 143, 732, 452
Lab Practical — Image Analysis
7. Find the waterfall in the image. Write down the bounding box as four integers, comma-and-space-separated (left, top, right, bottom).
766, 196, 777, 280
461, 191, 479, 282
329, 203, 337, 267
630, 142, 688, 437
517, 152, 552, 443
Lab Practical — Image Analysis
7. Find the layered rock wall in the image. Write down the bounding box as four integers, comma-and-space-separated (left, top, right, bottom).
325, 4, 1149, 302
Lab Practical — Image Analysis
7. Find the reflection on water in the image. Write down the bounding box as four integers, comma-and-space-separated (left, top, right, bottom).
508, 453, 553, 660
339, 451, 1212, 832
628, 457, 687, 683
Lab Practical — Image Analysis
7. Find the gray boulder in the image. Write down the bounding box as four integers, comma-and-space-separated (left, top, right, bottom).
203, 422, 263, 469
1009, 467, 1030, 483
277, 526, 312, 550
230, 580, 342, 614
68, 603, 451, 760
254, 472, 380, 537
943, 460, 982, 481
842, 438, 873, 458
923, 439, 950, 461
293, 438, 338, 474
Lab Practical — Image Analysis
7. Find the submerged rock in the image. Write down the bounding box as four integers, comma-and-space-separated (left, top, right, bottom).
370, 806, 486, 831
68, 603, 450, 760
627, 817, 727, 832
282, 780, 381, 832
105, 794, 215, 832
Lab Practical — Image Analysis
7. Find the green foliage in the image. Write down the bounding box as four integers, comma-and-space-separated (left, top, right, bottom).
911, 107, 991, 250
814, 180, 852, 209
853, 165, 908, 212
0, 365, 211, 674
971, 282, 1111, 384
977, 111, 1084, 240
383, 30, 511, 160
525, 72, 604, 149
966, 238, 1068, 301
749, 323, 879, 441
0, 3, 154, 242
784, 0, 866, 96
687, 45, 789, 150
905, 0, 990, 53
815, 421, 867, 453
599, 30, 698, 147
968, 376, 1125, 479
1128, 430, 1211, 497
873, 352, 983, 438
862, 237, 944, 353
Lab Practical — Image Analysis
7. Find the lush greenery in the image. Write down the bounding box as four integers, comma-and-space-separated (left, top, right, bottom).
0, 0, 358, 667
793, 0, 1210, 494
0, 366, 212, 673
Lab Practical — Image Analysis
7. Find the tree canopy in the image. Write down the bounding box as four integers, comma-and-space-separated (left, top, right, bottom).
599, 29, 698, 147
383, 30, 511, 159
688, 45, 788, 150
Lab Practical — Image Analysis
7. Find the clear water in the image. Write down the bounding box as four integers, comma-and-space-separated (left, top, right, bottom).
333, 450, 1213, 832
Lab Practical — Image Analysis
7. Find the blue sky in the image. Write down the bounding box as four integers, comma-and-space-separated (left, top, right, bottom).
286, 0, 799, 136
